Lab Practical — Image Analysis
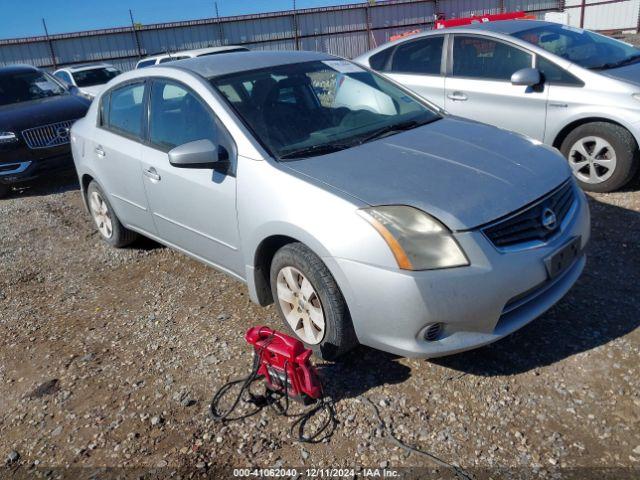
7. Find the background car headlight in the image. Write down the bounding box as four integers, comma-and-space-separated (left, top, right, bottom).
0, 132, 18, 144
358, 205, 469, 271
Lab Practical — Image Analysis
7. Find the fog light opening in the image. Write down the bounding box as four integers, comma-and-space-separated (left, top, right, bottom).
423, 323, 443, 342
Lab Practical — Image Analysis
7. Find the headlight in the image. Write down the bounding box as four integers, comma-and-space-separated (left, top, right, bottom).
358, 205, 469, 271
0, 132, 18, 144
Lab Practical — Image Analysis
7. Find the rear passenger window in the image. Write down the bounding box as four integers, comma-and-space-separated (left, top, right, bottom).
149, 80, 217, 151
105, 83, 145, 138
452, 36, 532, 81
136, 59, 157, 69
389, 36, 444, 75
99, 92, 110, 127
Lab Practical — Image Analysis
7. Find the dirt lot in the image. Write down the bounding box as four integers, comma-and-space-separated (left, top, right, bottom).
0, 172, 639, 479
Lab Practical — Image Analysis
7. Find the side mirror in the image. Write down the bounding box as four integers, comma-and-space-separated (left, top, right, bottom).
168, 139, 219, 168
511, 68, 542, 87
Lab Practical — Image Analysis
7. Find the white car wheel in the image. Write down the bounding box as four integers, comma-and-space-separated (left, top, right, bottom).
568, 135, 617, 185
561, 122, 639, 192
86, 180, 137, 247
270, 242, 357, 359
276, 266, 325, 345
89, 190, 113, 239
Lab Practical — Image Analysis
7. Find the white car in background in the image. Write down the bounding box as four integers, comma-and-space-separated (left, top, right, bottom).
134, 46, 249, 69
54, 63, 121, 99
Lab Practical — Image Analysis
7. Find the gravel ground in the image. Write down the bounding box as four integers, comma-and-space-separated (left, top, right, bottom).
0, 172, 639, 479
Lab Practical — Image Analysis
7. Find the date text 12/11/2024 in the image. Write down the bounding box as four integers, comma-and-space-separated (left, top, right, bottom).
232, 468, 400, 477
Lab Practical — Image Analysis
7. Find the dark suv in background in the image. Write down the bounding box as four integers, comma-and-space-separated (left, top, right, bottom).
0, 64, 90, 198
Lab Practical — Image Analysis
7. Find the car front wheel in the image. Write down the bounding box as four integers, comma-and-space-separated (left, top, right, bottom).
561, 122, 639, 192
270, 242, 357, 360
86, 180, 137, 247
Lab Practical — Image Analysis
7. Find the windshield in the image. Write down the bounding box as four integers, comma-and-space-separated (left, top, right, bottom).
72, 67, 121, 87
513, 24, 640, 70
211, 60, 440, 159
0, 70, 66, 106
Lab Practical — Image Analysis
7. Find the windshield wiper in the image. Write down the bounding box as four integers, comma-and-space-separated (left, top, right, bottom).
356, 118, 435, 145
590, 53, 640, 70
279, 142, 352, 160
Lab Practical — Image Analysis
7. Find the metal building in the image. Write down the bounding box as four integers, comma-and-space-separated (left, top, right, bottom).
0, 0, 572, 72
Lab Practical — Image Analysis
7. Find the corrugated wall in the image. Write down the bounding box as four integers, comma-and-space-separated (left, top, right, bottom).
0, 0, 564, 72
563, 0, 640, 31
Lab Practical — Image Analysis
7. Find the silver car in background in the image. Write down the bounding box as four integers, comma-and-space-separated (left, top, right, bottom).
70, 51, 590, 359
356, 20, 640, 192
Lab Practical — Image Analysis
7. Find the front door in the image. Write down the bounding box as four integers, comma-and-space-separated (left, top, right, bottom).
139, 79, 243, 276
444, 34, 548, 141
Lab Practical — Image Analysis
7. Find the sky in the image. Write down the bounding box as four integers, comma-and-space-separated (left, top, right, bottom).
0, 0, 357, 40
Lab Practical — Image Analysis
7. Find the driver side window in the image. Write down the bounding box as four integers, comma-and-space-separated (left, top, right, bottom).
149, 80, 217, 152
452, 36, 533, 81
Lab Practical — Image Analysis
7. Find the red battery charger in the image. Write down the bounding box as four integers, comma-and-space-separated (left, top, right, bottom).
245, 326, 322, 402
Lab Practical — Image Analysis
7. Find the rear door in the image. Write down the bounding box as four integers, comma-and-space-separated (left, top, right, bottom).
375, 34, 446, 108
90, 81, 156, 233
444, 34, 548, 140
139, 78, 243, 276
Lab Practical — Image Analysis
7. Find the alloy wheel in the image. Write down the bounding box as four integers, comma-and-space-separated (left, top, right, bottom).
568, 136, 617, 184
276, 266, 325, 345
89, 191, 113, 239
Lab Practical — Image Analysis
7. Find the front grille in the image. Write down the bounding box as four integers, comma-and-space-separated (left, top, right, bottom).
21, 119, 76, 150
483, 181, 576, 248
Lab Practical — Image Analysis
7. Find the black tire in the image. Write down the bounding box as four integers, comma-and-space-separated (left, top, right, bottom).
560, 122, 639, 192
270, 242, 358, 360
0, 184, 9, 199
86, 180, 137, 248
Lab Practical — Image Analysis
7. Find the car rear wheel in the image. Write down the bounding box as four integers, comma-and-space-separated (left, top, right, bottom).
270, 242, 357, 360
86, 181, 137, 247
0, 184, 8, 199
561, 122, 639, 192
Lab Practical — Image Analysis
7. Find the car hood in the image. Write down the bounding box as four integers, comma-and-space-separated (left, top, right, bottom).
600, 62, 640, 87
282, 117, 571, 231
0, 94, 90, 132
80, 84, 105, 98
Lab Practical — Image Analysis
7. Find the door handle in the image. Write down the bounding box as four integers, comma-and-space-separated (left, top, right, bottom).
95, 146, 106, 158
143, 167, 161, 182
447, 91, 468, 101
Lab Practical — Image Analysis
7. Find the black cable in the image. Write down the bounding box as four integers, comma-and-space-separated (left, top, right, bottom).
363, 397, 472, 480
208, 343, 337, 443
209, 352, 265, 422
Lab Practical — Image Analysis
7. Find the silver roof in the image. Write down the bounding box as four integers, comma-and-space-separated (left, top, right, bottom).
167, 50, 337, 78
449, 19, 557, 34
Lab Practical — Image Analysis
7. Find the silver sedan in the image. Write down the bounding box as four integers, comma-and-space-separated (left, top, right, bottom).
70, 51, 590, 359
355, 20, 640, 192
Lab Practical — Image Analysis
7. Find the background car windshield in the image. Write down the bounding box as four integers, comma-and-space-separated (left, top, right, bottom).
0, 71, 66, 106
72, 67, 121, 87
211, 60, 439, 158
513, 24, 640, 70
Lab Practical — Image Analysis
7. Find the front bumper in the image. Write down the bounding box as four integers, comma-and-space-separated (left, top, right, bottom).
0, 154, 75, 186
327, 186, 591, 358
